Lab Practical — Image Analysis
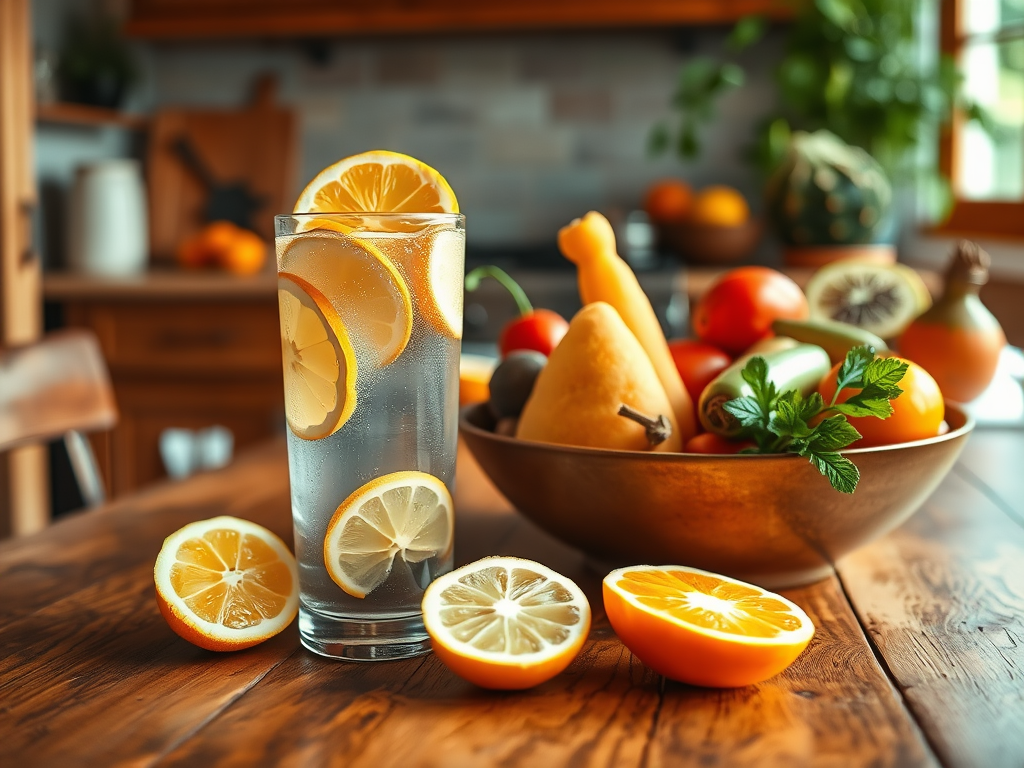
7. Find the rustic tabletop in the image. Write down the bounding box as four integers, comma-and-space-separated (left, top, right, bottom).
1, 430, 1022, 768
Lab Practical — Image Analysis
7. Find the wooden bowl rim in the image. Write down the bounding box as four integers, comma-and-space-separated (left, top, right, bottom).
459, 401, 974, 461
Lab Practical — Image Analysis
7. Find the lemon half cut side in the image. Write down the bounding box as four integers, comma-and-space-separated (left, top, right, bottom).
422, 556, 591, 689
154, 516, 299, 652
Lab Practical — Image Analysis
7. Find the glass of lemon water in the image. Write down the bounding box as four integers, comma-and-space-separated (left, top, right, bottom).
275, 207, 464, 660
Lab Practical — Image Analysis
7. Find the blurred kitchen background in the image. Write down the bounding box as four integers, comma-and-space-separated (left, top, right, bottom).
4, 0, 1023, 530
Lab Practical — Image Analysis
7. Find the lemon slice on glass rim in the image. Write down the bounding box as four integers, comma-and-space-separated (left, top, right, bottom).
324, 471, 454, 599
294, 150, 459, 217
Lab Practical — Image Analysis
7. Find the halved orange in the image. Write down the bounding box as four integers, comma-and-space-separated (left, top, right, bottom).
603, 565, 814, 687
294, 150, 458, 216
154, 517, 299, 652
422, 556, 591, 690
278, 272, 358, 440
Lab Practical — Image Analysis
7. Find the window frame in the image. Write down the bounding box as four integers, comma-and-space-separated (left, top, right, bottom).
936, 0, 1024, 239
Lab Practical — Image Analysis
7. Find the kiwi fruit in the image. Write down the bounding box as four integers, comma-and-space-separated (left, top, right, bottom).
805, 262, 932, 339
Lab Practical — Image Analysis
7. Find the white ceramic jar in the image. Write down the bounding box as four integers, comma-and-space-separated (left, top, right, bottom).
68, 159, 148, 276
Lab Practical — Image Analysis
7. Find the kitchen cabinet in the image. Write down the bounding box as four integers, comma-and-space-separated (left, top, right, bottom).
125, 0, 791, 38
44, 271, 284, 497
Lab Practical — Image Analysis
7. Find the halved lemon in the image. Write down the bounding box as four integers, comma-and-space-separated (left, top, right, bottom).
603, 565, 814, 688
422, 556, 591, 690
294, 150, 458, 216
278, 232, 413, 367
154, 516, 299, 652
278, 272, 358, 440
324, 471, 454, 599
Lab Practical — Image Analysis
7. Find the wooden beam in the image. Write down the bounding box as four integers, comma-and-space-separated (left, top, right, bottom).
0, 0, 47, 536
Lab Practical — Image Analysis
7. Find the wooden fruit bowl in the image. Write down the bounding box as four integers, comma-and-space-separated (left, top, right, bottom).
459, 402, 973, 588
658, 218, 762, 265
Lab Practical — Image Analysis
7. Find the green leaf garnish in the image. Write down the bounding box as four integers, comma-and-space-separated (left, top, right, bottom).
727, 346, 906, 494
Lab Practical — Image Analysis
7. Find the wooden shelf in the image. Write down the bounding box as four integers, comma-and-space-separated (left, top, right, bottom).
35, 102, 148, 130
126, 0, 792, 39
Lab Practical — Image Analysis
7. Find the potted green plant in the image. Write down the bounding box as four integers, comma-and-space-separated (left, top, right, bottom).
650, 0, 991, 264
57, 11, 139, 110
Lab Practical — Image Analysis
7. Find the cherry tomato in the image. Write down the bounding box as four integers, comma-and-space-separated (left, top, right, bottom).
683, 432, 754, 454
667, 339, 732, 403
817, 357, 944, 447
465, 265, 569, 358
499, 309, 568, 358
692, 267, 809, 356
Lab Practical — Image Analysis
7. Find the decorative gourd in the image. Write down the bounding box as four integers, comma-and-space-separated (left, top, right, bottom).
899, 241, 1006, 403
764, 130, 892, 246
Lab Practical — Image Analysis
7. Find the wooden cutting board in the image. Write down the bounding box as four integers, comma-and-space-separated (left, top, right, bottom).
146, 76, 297, 265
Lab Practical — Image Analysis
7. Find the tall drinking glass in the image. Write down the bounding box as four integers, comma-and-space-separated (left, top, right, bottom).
274, 212, 465, 660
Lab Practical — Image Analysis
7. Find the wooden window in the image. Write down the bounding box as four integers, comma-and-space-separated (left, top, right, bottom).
940, 0, 1024, 238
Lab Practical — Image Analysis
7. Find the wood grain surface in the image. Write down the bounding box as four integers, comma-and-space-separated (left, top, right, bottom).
950, 430, 1024, 526
1, 433, 1022, 767
838, 455, 1024, 768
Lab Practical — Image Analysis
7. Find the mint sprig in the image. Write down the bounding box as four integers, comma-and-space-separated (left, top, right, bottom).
722, 347, 908, 494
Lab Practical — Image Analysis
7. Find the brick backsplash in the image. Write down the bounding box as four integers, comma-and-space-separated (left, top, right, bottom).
142, 29, 782, 247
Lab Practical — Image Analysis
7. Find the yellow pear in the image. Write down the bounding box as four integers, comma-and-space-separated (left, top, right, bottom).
516, 302, 682, 452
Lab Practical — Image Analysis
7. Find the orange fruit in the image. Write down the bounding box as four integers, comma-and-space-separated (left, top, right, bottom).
324, 471, 454, 598
818, 356, 944, 447
294, 150, 458, 216
644, 179, 693, 224
459, 353, 496, 406
422, 556, 591, 690
221, 227, 267, 275
690, 186, 750, 227
154, 516, 299, 652
603, 565, 814, 687
278, 272, 359, 440
177, 221, 267, 274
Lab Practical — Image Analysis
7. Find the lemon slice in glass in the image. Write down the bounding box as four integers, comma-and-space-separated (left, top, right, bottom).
278, 273, 358, 440
324, 471, 454, 598
413, 228, 464, 340
278, 231, 413, 367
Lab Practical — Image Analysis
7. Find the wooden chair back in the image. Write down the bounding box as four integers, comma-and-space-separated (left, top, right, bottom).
0, 329, 117, 515
0, 329, 117, 450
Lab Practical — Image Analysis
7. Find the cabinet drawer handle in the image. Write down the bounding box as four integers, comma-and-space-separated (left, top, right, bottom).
153, 329, 237, 348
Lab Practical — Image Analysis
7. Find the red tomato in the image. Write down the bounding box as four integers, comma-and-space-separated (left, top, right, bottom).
817, 357, 944, 447
692, 267, 809, 356
683, 432, 754, 454
667, 339, 732, 403
499, 309, 569, 358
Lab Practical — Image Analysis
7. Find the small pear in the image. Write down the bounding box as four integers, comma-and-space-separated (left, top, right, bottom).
516, 302, 682, 452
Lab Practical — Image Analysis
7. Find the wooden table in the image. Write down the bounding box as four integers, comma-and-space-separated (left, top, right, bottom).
1, 431, 1022, 768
